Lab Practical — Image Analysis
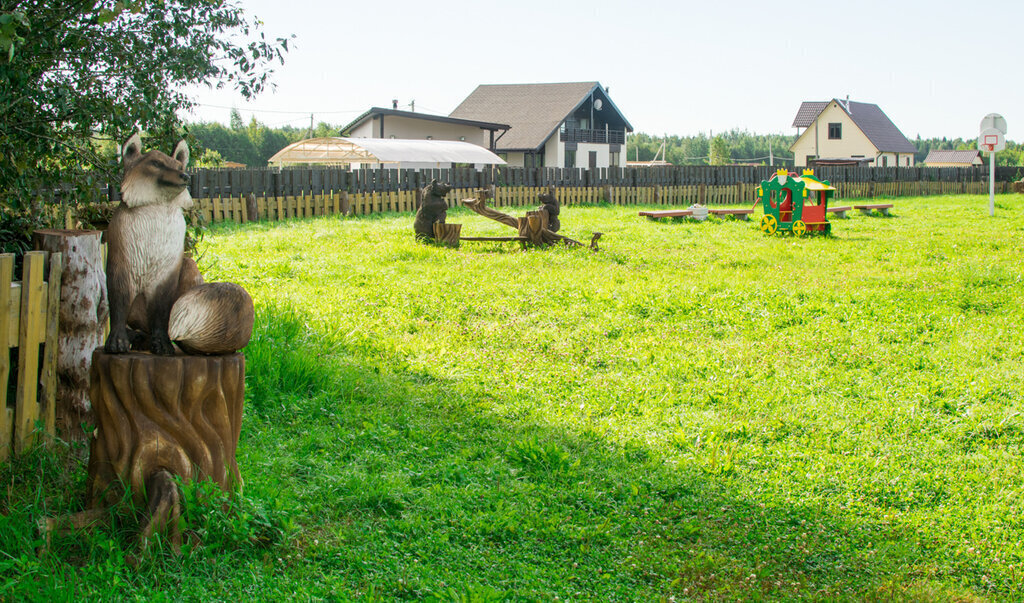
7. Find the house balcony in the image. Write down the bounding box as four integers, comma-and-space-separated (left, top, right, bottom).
559, 128, 626, 145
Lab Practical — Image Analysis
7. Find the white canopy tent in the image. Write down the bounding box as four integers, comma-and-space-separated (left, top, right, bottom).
267, 137, 506, 169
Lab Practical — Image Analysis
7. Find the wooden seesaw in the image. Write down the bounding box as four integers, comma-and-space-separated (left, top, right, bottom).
431, 188, 602, 251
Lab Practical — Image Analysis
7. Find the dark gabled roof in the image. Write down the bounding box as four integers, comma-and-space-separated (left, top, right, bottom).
792, 102, 829, 128
341, 107, 509, 136
793, 99, 917, 153
449, 82, 633, 152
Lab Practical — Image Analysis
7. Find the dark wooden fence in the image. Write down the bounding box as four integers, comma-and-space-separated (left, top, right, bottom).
93, 165, 1020, 202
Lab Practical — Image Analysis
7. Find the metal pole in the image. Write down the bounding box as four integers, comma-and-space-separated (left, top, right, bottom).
989, 149, 995, 217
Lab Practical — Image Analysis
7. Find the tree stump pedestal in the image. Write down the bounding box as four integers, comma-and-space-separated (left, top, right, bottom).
432, 223, 462, 248
40, 349, 246, 551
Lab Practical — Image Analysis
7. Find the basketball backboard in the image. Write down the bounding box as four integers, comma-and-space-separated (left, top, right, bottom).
980, 113, 1007, 135
978, 127, 1006, 152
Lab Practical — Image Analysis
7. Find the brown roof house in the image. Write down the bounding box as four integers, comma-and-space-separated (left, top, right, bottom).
922, 149, 983, 167
790, 98, 916, 168
449, 81, 633, 169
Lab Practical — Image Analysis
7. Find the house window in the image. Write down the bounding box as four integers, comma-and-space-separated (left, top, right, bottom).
523, 153, 545, 168
589, 151, 597, 169
882, 155, 889, 167
565, 150, 576, 168
828, 123, 842, 140
905, 156, 910, 166
609, 151, 620, 167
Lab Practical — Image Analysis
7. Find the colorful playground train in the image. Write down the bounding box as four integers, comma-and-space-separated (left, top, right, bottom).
757, 169, 836, 236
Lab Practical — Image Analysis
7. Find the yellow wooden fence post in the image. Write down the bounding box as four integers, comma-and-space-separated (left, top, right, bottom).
14, 252, 45, 454
40, 252, 61, 439
0, 254, 12, 461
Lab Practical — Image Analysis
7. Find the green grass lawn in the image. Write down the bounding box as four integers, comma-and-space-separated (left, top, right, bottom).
3, 194, 1024, 600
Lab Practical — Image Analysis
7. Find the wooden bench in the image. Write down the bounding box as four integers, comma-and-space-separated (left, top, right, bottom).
853, 203, 894, 216
639, 209, 694, 220
708, 207, 754, 221
826, 206, 852, 218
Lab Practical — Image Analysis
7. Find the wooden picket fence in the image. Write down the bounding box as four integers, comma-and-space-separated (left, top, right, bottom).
832, 180, 999, 199
186, 178, 1013, 225
1, 251, 63, 461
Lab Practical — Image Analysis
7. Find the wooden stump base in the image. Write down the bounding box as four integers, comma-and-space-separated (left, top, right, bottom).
41, 349, 246, 552
432, 223, 462, 248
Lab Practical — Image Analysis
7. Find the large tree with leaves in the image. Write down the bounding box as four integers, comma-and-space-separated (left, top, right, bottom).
707, 135, 730, 166
0, 0, 289, 252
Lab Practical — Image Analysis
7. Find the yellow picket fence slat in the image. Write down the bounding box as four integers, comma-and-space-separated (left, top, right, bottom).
1, 251, 62, 461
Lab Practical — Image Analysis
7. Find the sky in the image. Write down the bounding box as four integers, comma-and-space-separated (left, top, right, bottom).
183, 0, 1021, 141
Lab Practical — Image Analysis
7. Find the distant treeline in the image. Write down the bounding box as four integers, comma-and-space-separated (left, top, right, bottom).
184, 110, 1023, 169
628, 130, 1024, 167
185, 108, 342, 167
912, 136, 1023, 166
626, 131, 799, 166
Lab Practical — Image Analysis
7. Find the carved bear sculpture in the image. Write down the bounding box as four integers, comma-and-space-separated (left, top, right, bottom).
104, 134, 254, 356
413, 179, 452, 240
537, 193, 561, 233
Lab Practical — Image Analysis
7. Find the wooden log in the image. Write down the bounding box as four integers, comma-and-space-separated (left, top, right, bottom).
459, 236, 528, 242
433, 223, 462, 248
245, 193, 258, 222
518, 211, 549, 246
462, 189, 519, 228
340, 191, 351, 216
33, 229, 103, 442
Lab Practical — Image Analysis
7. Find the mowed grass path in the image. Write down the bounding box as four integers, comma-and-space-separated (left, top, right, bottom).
3, 194, 1024, 600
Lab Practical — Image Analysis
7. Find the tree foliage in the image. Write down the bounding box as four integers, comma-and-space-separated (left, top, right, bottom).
0, 0, 290, 251
913, 135, 1023, 167
627, 130, 797, 166
187, 110, 342, 167
628, 131, 1023, 168
707, 136, 730, 166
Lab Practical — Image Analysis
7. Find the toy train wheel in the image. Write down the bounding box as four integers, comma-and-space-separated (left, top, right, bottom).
792, 220, 807, 237
759, 214, 778, 235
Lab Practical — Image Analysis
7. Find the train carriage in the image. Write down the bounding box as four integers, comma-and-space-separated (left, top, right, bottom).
757, 169, 835, 236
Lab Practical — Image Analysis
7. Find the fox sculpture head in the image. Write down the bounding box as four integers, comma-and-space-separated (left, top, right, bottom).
120, 133, 193, 209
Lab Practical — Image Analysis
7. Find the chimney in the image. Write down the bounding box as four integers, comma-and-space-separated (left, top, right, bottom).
392, 99, 398, 109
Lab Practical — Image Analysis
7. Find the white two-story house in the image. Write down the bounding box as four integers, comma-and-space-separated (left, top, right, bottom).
449, 81, 633, 169
790, 98, 916, 168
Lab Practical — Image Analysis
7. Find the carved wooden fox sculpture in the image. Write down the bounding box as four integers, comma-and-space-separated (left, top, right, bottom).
104, 134, 253, 356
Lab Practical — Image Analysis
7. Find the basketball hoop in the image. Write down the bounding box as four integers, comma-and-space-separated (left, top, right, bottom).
979, 128, 1006, 153
978, 115, 1007, 218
